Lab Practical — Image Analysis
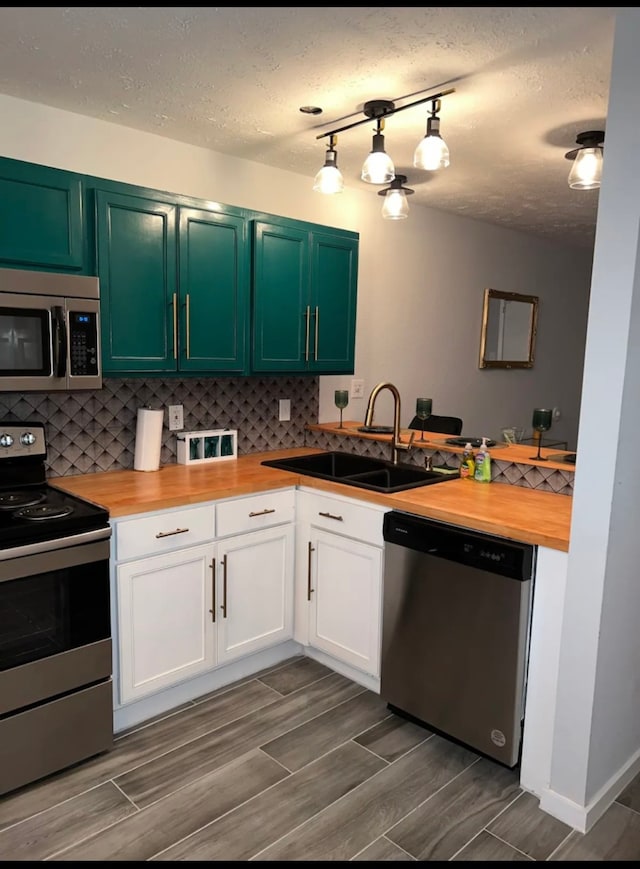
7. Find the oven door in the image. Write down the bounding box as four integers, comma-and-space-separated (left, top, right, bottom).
0, 534, 112, 714
0, 291, 68, 391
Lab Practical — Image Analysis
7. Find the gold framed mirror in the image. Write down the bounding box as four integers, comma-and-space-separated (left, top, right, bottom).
479, 288, 539, 369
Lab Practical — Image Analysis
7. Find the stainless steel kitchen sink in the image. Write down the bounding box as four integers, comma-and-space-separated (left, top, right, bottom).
261, 451, 458, 493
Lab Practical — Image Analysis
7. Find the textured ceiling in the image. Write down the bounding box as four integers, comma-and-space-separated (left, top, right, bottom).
0, 7, 618, 249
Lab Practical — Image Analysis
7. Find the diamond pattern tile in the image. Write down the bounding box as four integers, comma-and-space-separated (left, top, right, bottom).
0, 376, 318, 477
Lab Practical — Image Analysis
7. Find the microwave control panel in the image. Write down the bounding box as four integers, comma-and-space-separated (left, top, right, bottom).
68, 310, 99, 377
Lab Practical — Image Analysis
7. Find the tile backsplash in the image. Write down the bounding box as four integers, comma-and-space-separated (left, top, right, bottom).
0, 376, 318, 477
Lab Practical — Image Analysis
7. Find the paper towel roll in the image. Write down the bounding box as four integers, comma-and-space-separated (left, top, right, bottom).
134, 407, 164, 472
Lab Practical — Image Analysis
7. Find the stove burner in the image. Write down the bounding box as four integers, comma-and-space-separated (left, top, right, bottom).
13, 503, 75, 521
0, 491, 46, 510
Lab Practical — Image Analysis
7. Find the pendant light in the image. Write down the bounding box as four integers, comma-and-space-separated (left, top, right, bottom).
313, 134, 344, 194
378, 175, 414, 220
413, 99, 450, 171
565, 130, 605, 190
361, 101, 395, 184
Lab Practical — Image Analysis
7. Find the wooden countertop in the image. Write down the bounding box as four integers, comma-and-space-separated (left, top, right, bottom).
52, 447, 572, 552
307, 421, 576, 469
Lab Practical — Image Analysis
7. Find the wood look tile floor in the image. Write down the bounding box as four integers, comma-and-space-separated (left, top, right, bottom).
2, 656, 640, 861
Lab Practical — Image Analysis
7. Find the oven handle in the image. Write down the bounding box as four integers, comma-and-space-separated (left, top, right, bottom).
0, 526, 111, 567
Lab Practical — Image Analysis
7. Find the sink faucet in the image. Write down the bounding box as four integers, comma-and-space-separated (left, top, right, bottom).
363, 381, 415, 464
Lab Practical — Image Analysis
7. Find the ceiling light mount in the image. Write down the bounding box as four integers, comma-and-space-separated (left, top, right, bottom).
363, 99, 395, 120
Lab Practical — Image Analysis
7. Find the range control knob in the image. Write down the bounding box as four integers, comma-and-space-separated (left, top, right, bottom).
20, 431, 37, 446
0, 433, 14, 448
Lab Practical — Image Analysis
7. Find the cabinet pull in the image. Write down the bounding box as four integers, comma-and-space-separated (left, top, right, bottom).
221, 553, 228, 618
209, 558, 216, 623
307, 541, 315, 600
185, 293, 191, 359
172, 292, 178, 360
314, 306, 319, 361
248, 508, 276, 517
155, 527, 189, 538
304, 305, 311, 362
318, 511, 343, 522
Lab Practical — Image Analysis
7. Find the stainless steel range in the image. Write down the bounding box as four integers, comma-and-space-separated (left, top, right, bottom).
0, 420, 113, 797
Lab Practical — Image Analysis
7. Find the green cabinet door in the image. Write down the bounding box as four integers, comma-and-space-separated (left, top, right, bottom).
96, 190, 177, 373
252, 221, 310, 373
178, 208, 248, 373
310, 231, 358, 373
0, 157, 85, 271
251, 219, 358, 374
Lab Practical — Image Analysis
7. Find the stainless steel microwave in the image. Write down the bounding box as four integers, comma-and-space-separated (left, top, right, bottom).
0, 267, 101, 392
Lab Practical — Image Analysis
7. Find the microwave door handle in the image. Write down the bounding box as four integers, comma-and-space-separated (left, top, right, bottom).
52, 306, 67, 377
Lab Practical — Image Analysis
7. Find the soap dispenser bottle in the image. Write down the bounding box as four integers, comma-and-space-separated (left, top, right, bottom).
460, 443, 475, 479
474, 437, 492, 482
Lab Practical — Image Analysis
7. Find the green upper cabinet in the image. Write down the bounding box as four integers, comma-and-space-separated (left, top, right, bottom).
178, 207, 248, 373
96, 190, 249, 375
96, 189, 177, 373
0, 157, 86, 271
252, 219, 358, 374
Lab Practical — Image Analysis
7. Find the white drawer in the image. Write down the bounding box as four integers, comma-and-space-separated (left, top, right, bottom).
216, 489, 295, 537
115, 504, 215, 561
299, 490, 386, 546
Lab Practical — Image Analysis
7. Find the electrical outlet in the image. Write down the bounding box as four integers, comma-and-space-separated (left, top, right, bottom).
553, 406, 562, 420
168, 404, 184, 431
279, 399, 291, 422
351, 379, 365, 399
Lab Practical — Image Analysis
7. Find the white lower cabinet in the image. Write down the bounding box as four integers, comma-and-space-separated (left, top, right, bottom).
113, 490, 295, 706
297, 489, 386, 679
215, 524, 294, 664
117, 543, 216, 704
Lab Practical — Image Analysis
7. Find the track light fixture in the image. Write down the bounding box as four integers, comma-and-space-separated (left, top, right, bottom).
378, 174, 414, 220
311, 87, 455, 218
565, 130, 605, 190
313, 134, 344, 194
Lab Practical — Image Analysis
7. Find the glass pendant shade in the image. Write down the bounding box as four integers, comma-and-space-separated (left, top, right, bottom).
381, 189, 409, 220
413, 115, 450, 170
361, 132, 395, 184
568, 147, 603, 190
313, 146, 344, 194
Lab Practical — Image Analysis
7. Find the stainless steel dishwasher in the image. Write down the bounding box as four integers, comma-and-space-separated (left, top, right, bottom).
380, 510, 535, 768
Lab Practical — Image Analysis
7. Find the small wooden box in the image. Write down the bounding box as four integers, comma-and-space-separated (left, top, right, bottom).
176, 429, 237, 465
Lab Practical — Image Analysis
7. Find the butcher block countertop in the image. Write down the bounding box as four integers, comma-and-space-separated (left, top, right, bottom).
52, 447, 572, 552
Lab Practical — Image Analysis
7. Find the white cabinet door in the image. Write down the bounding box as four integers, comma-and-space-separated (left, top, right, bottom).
117, 543, 216, 703
216, 524, 294, 665
308, 527, 383, 677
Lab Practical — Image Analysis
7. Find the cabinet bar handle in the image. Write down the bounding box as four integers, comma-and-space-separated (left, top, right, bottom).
155, 527, 189, 538
222, 553, 228, 618
172, 292, 178, 360
318, 511, 343, 521
304, 305, 311, 362
314, 306, 319, 361
209, 558, 216, 623
185, 293, 191, 359
307, 541, 315, 600
248, 508, 276, 517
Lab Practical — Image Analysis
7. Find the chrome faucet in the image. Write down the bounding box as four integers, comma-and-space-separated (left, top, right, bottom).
363, 381, 415, 465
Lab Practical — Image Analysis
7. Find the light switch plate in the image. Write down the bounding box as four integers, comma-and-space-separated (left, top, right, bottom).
168, 405, 184, 430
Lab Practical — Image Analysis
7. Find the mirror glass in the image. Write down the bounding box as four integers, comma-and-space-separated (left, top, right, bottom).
479, 288, 538, 369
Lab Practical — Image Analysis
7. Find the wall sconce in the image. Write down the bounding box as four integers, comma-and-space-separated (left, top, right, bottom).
413, 99, 450, 170
378, 175, 414, 220
313, 134, 344, 194
311, 87, 455, 218
565, 130, 605, 190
